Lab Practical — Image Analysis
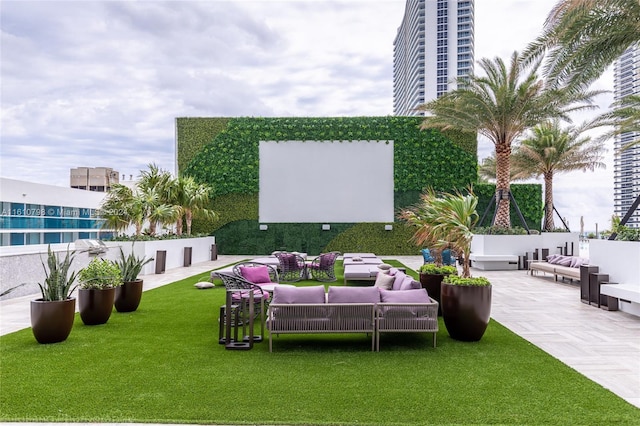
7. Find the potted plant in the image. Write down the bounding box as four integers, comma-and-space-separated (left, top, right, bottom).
400, 188, 492, 341
30, 245, 78, 344
113, 246, 153, 312
417, 263, 457, 316
77, 258, 122, 325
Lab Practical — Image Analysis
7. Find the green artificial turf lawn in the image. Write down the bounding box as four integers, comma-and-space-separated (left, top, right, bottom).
1, 261, 639, 425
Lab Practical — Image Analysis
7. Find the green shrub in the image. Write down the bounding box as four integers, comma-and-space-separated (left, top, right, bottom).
418, 264, 458, 275
443, 275, 491, 286
78, 258, 123, 290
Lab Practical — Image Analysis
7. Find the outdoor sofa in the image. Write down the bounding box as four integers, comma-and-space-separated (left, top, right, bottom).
528, 254, 587, 282
266, 269, 438, 352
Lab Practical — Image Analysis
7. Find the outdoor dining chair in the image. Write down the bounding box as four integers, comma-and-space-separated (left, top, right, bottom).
273, 252, 307, 282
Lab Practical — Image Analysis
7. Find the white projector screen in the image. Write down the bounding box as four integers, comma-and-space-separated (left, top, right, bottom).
259, 140, 394, 223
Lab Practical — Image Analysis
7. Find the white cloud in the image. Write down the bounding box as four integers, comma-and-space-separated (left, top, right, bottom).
0, 0, 618, 231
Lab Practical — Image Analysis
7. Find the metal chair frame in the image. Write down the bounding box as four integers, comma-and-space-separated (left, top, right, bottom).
308, 251, 341, 282
217, 272, 266, 349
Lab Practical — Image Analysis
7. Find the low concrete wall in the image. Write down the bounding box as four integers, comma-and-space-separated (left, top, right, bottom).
0, 236, 216, 300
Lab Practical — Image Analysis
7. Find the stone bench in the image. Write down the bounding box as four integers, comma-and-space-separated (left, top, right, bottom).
469, 254, 519, 271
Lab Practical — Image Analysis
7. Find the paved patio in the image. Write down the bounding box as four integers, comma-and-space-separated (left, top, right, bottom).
2, 254, 639, 412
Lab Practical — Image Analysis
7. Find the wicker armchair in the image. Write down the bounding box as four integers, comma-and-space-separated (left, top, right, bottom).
308, 251, 341, 282
273, 252, 307, 282
232, 262, 279, 286
217, 272, 267, 347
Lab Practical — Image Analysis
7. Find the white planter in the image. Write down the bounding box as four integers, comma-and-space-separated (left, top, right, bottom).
105, 236, 216, 275
541, 232, 580, 256
471, 234, 541, 256
589, 240, 640, 285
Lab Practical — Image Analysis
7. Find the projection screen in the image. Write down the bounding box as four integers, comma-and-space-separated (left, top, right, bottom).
259, 140, 394, 223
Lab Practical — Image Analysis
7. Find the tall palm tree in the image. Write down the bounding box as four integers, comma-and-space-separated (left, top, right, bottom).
523, 0, 640, 91
511, 120, 606, 231
419, 51, 600, 228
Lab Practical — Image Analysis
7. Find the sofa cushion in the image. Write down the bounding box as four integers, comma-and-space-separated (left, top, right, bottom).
238, 266, 272, 284
380, 289, 431, 303
327, 286, 380, 303
374, 272, 395, 290
392, 271, 407, 290
271, 285, 326, 304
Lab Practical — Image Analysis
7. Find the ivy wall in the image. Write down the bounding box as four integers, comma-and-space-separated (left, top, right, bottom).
177, 117, 542, 255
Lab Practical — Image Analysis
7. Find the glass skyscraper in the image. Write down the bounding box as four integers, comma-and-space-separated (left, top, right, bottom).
393, 0, 474, 116
613, 44, 640, 228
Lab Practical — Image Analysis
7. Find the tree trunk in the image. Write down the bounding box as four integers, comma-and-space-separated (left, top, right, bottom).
186, 209, 193, 235
493, 144, 511, 228
543, 172, 554, 231
176, 214, 183, 235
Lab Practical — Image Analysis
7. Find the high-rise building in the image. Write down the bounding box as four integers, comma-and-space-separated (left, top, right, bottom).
613, 44, 640, 228
393, 0, 474, 116
70, 167, 119, 192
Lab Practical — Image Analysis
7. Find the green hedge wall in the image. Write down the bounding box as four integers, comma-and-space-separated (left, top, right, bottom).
181, 117, 478, 196
176, 117, 230, 174
474, 184, 543, 231
177, 117, 542, 254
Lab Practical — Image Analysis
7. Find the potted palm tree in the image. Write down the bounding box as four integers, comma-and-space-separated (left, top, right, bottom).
113, 246, 153, 312
401, 189, 460, 316
77, 258, 122, 325
30, 245, 78, 344
401, 189, 492, 341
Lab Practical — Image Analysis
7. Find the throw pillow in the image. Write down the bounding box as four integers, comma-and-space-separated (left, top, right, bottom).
570, 257, 586, 268
392, 271, 407, 291
327, 286, 380, 303
377, 263, 393, 272
271, 285, 326, 304
556, 256, 573, 266
194, 281, 214, 289
400, 275, 421, 290
546, 254, 560, 263
374, 272, 395, 290
239, 266, 272, 284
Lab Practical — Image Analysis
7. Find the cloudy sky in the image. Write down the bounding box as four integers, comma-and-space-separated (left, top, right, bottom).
1, 0, 616, 232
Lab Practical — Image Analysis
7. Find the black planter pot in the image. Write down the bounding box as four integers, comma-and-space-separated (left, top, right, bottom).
114, 279, 143, 312
441, 283, 492, 341
30, 298, 76, 344
78, 287, 115, 325
419, 273, 446, 316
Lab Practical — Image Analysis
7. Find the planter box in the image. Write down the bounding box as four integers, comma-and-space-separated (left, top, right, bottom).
589, 240, 640, 317
105, 236, 216, 275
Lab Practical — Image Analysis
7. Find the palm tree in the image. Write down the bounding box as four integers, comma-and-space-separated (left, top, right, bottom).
511, 120, 606, 231
419, 51, 601, 228
137, 164, 176, 235
522, 0, 640, 91
100, 184, 143, 236
168, 176, 216, 235
400, 189, 479, 278
595, 94, 640, 151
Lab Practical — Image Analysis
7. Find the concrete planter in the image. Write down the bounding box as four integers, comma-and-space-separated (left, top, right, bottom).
105, 236, 216, 275
589, 240, 640, 285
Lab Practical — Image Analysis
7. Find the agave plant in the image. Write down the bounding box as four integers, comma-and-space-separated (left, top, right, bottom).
38, 245, 78, 301
114, 246, 154, 282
